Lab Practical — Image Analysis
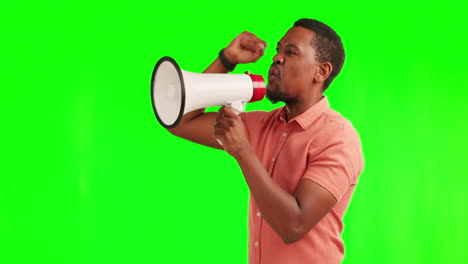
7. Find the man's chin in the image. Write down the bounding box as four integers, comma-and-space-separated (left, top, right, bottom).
266, 86, 297, 105
266, 95, 280, 104
266, 88, 284, 104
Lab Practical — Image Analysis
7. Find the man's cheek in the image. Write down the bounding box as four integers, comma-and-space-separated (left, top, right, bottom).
289, 62, 306, 80
286, 66, 307, 86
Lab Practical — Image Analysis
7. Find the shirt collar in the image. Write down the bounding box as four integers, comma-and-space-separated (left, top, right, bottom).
275, 95, 330, 129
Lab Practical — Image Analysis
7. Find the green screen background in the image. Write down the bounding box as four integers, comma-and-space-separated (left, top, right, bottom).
2, 1, 467, 263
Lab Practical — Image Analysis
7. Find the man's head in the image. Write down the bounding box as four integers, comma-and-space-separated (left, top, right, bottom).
266, 19, 345, 104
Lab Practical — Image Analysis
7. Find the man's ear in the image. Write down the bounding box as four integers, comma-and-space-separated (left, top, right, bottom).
315, 62, 333, 83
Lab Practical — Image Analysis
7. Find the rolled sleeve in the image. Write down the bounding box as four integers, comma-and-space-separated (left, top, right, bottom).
302, 125, 357, 202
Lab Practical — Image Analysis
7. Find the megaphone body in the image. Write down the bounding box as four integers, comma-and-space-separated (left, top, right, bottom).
151, 56, 266, 129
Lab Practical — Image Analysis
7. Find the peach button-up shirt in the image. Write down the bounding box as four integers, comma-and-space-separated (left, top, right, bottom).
240, 96, 364, 264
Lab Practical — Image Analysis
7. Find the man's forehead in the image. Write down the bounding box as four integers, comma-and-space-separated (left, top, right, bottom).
278, 27, 315, 47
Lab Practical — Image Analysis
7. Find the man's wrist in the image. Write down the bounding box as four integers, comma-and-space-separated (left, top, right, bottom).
232, 143, 255, 161
219, 48, 237, 72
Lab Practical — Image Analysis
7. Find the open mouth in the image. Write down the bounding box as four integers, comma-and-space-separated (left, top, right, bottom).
268, 66, 281, 82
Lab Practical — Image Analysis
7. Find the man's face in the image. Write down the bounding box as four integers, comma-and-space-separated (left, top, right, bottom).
267, 27, 320, 104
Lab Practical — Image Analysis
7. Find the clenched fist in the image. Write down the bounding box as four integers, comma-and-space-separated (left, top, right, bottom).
223, 31, 267, 65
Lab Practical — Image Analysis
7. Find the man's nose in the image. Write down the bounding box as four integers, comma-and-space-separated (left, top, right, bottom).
273, 53, 284, 65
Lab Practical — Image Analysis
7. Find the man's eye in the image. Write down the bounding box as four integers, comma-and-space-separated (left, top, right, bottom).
286, 50, 295, 55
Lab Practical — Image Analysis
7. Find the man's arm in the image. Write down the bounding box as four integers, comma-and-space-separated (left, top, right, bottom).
236, 148, 337, 244
215, 107, 337, 244
168, 32, 267, 149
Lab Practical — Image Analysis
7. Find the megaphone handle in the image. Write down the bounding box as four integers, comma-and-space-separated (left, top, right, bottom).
225, 100, 246, 115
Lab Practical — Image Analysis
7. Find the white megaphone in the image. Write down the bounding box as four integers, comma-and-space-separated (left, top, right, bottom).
151, 56, 266, 129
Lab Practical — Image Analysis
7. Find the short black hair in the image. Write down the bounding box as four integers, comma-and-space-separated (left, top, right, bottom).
293, 18, 345, 91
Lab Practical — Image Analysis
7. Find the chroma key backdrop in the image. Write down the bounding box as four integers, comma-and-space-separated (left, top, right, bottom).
2, 1, 467, 263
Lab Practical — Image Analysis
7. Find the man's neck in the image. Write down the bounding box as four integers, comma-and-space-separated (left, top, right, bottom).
285, 93, 324, 122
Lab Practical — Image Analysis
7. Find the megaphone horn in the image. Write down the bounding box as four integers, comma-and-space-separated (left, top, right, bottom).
151, 56, 266, 129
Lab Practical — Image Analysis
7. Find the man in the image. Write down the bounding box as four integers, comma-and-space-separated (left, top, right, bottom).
168, 19, 364, 264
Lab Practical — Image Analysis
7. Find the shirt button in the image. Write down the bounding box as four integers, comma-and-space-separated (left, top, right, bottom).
282, 132, 287, 137
257, 211, 261, 217
271, 157, 275, 162
254, 242, 259, 247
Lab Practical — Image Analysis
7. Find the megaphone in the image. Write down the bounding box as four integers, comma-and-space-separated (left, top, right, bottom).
150, 56, 266, 129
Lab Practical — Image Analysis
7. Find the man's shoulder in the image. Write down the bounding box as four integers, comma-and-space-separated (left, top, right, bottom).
317, 108, 361, 143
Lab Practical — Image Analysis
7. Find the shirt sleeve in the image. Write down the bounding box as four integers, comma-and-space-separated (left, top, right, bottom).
302, 124, 359, 202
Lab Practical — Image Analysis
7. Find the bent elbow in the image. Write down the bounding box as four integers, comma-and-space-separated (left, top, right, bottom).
167, 127, 178, 136
167, 126, 184, 137
282, 237, 298, 245
280, 225, 307, 245
281, 234, 303, 245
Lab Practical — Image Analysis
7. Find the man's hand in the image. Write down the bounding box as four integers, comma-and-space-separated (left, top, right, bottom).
224, 31, 267, 65
214, 107, 252, 158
